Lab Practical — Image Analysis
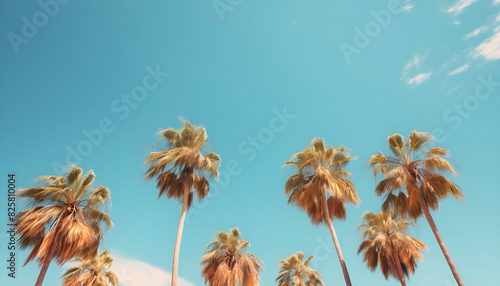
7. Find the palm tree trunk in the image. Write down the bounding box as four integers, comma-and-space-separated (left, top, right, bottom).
420, 196, 464, 286
322, 192, 352, 286
392, 248, 406, 286
35, 234, 58, 286
171, 181, 189, 286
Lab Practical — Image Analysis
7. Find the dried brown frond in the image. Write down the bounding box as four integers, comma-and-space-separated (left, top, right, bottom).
276, 251, 324, 286
357, 211, 427, 281
283, 138, 359, 225
15, 167, 113, 268
368, 131, 463, 219
201, 228, 263, 286
62, 250, 119, 286
145, 120, 220, 208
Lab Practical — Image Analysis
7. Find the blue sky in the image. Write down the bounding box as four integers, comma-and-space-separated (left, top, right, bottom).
1, 0, 499, 285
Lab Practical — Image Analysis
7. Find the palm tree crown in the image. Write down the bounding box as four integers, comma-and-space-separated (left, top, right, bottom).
62, 250, 119, 286
368, 131, 463, 219
201, 227, 263, 286
276, 251, 324, 286
284, 137, 359, 224
358, 211, 427, 282
16, 166, 113, 266
145, 119, 221, 207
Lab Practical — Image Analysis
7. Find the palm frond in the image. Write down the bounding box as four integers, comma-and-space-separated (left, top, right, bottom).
283, 138, 359, 224
201, 228, 263, 286
15, 166, 113, 270
357, 211, 427, 281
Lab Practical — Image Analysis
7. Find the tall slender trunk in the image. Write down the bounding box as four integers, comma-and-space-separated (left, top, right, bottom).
322, 191, 352, 286
171, 181, 190, 286
392, 247, 406, 286
35, 230, 59, 286
419, 196, 464, 286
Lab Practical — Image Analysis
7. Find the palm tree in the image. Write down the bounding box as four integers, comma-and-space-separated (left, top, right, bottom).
283, 138, 359, 286
357, 211, 427, 286
368, 131, 465, 286
62, 250, 119, 286
276, 251, 324, 286
200, 227, 263, 286
144, 119, 221, 286
16, 166, 113, 286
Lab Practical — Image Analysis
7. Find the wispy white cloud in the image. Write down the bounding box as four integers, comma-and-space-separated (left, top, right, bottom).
111, 255, 195, 286
402, 0, 415, 12
446, 0, 478, 15
448, 63, 470, 75
494, 0, 500, 5
402, 4, 415, 12
453, 20, 462, 25
407, 72, 432, 85
402, 50, 433, 85
464, 26, 489, 39
474, 31, 500, 60
446, 82, 466, 95
402, 49, 430, 77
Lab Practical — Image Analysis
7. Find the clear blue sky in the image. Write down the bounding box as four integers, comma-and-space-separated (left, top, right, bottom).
1, 1, 499, 285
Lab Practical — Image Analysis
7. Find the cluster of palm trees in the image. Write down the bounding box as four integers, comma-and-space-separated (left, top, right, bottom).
15, 119, 465, 286
280, 132, 464, 286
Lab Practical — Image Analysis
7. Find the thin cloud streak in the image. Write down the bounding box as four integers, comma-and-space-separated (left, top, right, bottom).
407, 72, 432, 85
464, 26, 489, 40
448, 64, 470, 75
447, 0, 478, 15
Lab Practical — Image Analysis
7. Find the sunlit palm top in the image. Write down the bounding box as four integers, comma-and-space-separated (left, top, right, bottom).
368, 131, 463, 219
284, 138, 359, 224
358, 211, 427, 280
16, 166, 113, 266
62, 250, 119, 286
144, 120, 221, 207
276, 251, 324, 286
201, 228, 263, 286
